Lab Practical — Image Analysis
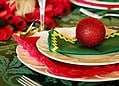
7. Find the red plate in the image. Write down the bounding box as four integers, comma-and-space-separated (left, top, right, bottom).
70, 0, 119, 10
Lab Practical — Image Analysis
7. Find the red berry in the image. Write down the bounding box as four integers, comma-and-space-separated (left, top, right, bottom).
76, 17, 106, 48
46, 4, 54, 17
11, 16, 27, 31
0, 25, 13, 41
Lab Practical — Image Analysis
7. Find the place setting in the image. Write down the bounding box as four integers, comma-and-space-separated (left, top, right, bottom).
14, 0, 119, 82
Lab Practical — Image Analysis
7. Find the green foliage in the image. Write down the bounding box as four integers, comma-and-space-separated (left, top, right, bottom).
101, 0, 119, 2
59, 8, 119, 27
78, 82, 97, 86
0, 40, 36, 86
42, 77, 73, 86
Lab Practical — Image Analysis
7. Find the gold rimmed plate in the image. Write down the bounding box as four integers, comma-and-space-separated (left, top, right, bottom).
36, 27, 119, 66
16, 45, 119, 82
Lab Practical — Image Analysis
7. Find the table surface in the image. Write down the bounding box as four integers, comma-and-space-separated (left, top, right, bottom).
1, 6, 119, 86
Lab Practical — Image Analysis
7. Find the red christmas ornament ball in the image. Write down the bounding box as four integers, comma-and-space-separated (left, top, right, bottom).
76, 17, 106, 48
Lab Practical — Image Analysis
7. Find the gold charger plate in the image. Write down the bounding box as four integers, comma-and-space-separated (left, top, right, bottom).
36, 27, 119, 66
16, 45, 119, 82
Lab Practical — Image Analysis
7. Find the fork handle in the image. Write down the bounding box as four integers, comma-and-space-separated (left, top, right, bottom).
104, 14, 119, 17
79, 8, 102, 19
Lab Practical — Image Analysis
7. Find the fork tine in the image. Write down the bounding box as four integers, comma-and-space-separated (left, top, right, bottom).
17, 76, 42, 86
17, 78, 30, 86
23, 75, 42, 86
20, 76, 36, 86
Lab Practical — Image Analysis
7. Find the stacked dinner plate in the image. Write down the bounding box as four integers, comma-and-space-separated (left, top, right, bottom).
16, 0, 119, 82
16, 27, 119, 82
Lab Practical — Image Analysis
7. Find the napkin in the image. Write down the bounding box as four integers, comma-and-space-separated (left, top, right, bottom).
13, 34, 119, 78
48, 30, 119, 55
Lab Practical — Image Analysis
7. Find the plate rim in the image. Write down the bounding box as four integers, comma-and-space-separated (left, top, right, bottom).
85, 0, 119, 4
16, 45, 119, 82
70, 0, 119, 10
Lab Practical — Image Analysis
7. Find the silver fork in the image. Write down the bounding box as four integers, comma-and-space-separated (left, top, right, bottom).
80, 8, 119, 19
17, 75, 42, 86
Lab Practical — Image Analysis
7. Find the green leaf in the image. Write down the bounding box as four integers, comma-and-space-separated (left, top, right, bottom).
6, 57, 35, 75
0, 40, 36, 86
2, 57, 36, 86
8, 56, 23, 68
44, 77, 58, 84
7, 66, 34, 75
0, 55, 9, 76
60, 80, 72, 86
78, 82, 97, 86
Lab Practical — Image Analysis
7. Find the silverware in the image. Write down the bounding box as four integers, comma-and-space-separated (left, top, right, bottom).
17, 75, 42, 86
79, 8, 119, 19
79, 8, 119, 29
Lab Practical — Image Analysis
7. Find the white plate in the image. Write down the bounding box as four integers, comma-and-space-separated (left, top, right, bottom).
70, 0, 119, 10
36, 27, 119, 66
16, 45, 119, 82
